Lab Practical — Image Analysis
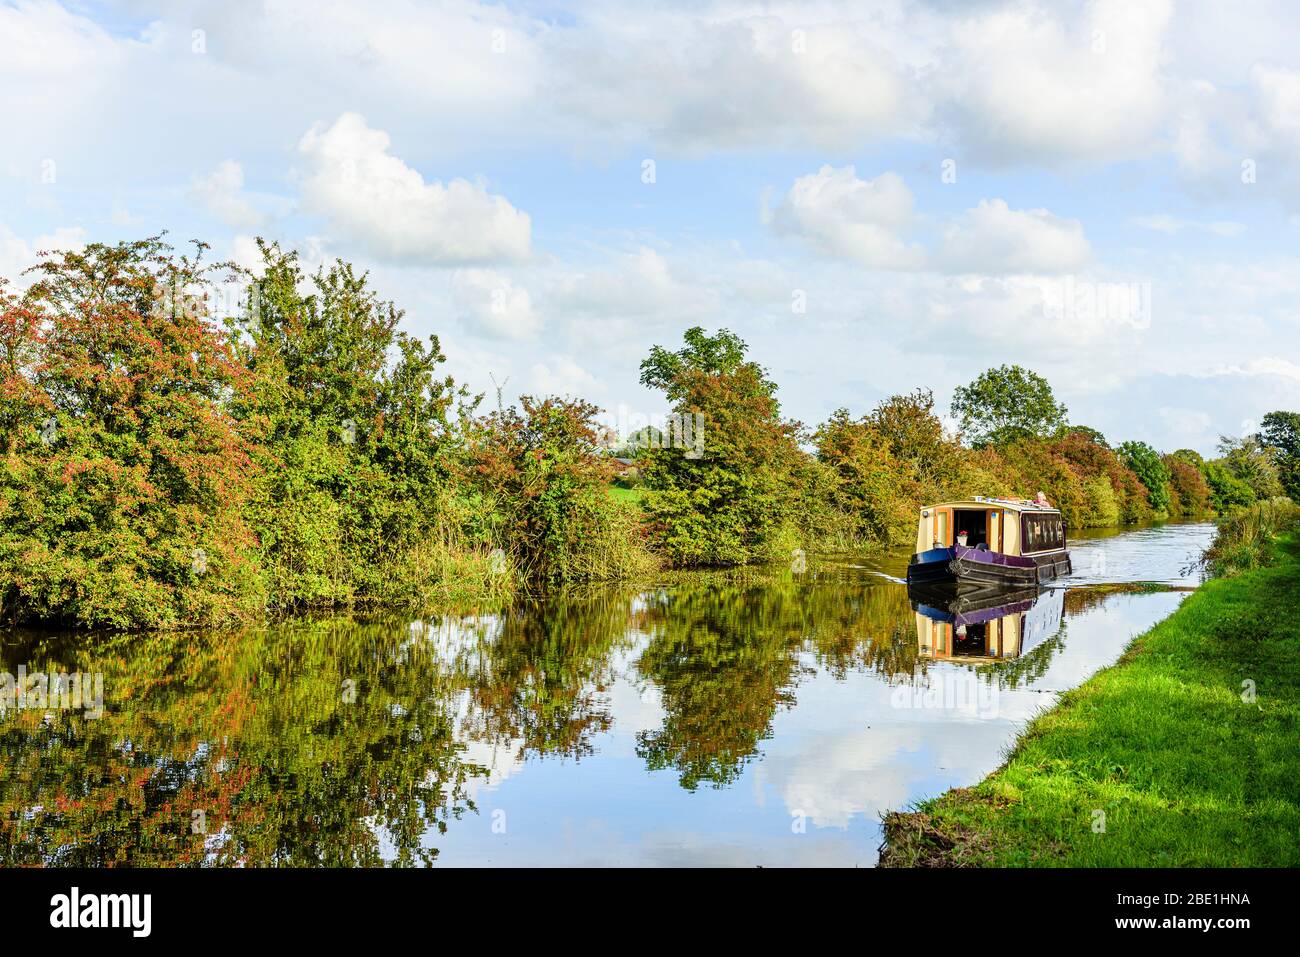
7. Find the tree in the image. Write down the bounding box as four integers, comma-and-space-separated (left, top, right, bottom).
867, 388, 962, 480
0, 237, 265, 628
639, 326, 771, 404
470, 395, 655, 584
1259, 410, 1300, 499
1062, 425, 1109, 448
1203, 460, 1256, 512
0, 280, 43, 456
814, 390, 970, 545
814, 409, 911, 545
1259, 411, 1300, 456
1163, 453, 1212, 516
1047, 429, 1149, 525
638, 328, 805, 567
1118, 441, 1172, 514
1215, 435, 1282, 501
951, 365, 1068, 448
233, 240, 467, 608
1168, 448, 1206, 470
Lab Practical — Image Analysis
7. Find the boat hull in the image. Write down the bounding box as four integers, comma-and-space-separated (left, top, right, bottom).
905, 544, 1071, 591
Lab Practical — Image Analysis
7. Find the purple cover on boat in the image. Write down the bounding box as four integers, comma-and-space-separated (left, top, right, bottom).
952, 543, 1037, 568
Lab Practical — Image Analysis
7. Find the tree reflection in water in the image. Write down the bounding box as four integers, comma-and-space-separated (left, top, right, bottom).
1, 564, 1086, 865
1, 621, 483, 866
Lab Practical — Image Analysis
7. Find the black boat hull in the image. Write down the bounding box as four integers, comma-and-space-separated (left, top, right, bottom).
906, 544, 1071, 592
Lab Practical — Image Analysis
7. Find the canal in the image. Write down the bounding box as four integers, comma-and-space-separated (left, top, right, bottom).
0, 522, 1216, 866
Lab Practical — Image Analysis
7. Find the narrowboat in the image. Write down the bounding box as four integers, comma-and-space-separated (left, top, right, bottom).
905, 495, 1072, 591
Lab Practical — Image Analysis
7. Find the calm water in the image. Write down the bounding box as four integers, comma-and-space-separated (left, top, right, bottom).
0, 522, 1215, 867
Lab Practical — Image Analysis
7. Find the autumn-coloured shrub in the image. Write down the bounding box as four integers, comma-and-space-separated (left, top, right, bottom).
1051, 429, 1151, 521
0, 240, 266, 628
470, 395, 658, 584
638, 328, 807, 567
814, 409, 915, 546
1165, 453, 1212, 517
813, 390, 1003, 547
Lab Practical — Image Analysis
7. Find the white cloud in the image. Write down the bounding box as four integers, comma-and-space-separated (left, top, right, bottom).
551, 247, 721, 326
1158, 406, 1214, 446
1201, 357, 1300, 381
546, 14, 915, 151
1172, 96, 1227, 179
0, 224, 87, 288
1168, 59, 1300, 203
190, 161, 265, 230
452, 268, 540, 340
528, 355, 602, 398
1250, 64, 1300, 145
297, 112, 532, 265
900, 273, 1140, 362
937, 0, 1173, 165
0, 1, 124, 111
1129, 214, 1244, 237
1225, 64, 1300, 201
937, 199, 1092, 274
229, 235, 267, 275
769, 165, 924, 269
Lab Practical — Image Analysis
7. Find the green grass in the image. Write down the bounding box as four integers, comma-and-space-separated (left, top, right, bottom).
607, 483, 646, 506
880, 532, 1300, 867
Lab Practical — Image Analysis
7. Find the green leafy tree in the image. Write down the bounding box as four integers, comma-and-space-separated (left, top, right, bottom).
1203, 459, 1256, 512
640, 327, 764, 402
233, 240, 469, 608
1117, 441, 1172, 514
1259, 411, 1300, 456
1259, 411, 1300, 499
1169, 448, 1206, 470
951, 365, 1068, 448
638, 327, 804, 567
1215, 435, 1282, 502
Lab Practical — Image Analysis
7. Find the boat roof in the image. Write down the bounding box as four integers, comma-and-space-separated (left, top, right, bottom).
920, 496, 1062, 514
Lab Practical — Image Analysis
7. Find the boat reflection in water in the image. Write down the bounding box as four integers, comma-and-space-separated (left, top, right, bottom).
909, 584, 1066, 664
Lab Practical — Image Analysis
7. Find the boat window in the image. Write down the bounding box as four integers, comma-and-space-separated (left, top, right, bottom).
1020, 513, 1064, 552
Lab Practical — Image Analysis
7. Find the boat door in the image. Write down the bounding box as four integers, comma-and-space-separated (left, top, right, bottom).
931, 506, 952, 549
951, 508, 989, 548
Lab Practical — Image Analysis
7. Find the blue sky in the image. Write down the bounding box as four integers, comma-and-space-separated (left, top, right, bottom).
4, 0, 1300, 455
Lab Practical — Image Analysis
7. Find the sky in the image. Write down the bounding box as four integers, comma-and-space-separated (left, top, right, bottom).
3, 0, 1299, 456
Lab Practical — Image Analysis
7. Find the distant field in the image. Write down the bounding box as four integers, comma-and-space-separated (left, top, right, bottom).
608, 484, 646, 506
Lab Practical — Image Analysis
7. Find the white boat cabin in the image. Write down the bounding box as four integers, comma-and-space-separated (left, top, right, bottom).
914, 496, 1067, 558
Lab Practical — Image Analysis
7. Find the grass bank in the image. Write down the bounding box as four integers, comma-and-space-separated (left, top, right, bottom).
880, 530, 1300, 867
